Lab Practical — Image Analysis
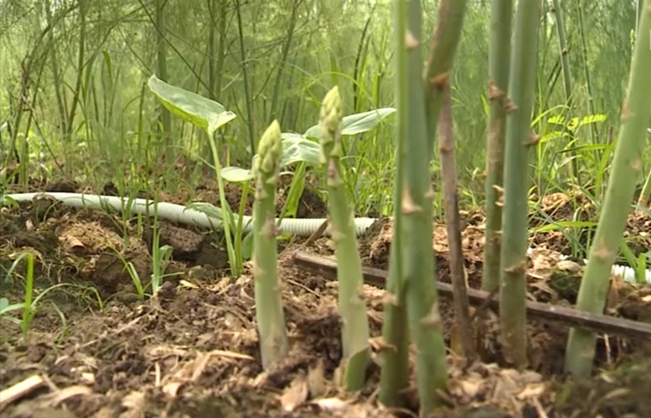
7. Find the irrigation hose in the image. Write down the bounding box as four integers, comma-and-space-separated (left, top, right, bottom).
3, 192, 650, 284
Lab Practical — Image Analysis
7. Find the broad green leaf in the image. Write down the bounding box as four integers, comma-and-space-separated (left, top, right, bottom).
280, 133, 322, 166
147, 75, 236, 136
221, 166, 254, 183
221, 134, 321, 183
303, 108, 396, 138
341, 108, 397, 135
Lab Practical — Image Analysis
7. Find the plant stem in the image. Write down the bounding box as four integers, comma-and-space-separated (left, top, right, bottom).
154, 0, 172, 163
576, 0, 597, 143
379, 0, 409, 405
482, 0, 513, 293
551, 0, 578, 181
235, 0, 257, 154
437, 83, 475, 363
423, 0, 467, 155
253, 120, 288, 369
422, 0, 472, 364
499, 0, 542, 369
565, 0, 651, 378
319, 86, 370, 391
207, 134, 239, 277
401, 0, 449, 413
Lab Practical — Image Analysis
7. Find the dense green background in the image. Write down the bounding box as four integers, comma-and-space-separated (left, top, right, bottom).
0, 0, 646, 216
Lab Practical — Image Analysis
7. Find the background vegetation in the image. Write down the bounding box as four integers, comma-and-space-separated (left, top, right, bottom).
0, 0, 647, 218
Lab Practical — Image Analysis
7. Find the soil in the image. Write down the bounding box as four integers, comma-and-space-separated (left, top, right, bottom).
1, 184, 650, 418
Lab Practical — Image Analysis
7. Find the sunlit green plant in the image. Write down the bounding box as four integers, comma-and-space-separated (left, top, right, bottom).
252, 120, 288, 369
318, 86, 370, 391
148, 75, 240, 276
0, 252, 103, 339
220, 108, 397, 185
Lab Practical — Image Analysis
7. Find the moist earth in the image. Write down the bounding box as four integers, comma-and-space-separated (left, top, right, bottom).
1, 187, 650, 417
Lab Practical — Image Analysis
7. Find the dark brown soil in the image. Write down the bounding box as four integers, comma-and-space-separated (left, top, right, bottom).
1, 188, 650, 418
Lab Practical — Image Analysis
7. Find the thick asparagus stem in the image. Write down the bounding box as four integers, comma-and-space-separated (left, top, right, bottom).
319, 87, 370, 391
499, 0, 541, 369
423, 0, 468, 155
482, 0, 513, 293
565, 0, 651, 378
401, 0, 449, 414
378, 1, 410, 406
253, 120, 288, 369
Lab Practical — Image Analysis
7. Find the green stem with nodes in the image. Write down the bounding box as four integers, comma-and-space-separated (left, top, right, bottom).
423, 0, 473, 364
423, 0, 467, 155
253, 120, 288, 369
319, 87, 370, 391
401, 0, 449, 413
565, 0, 651, 378
499, 0, 541, 369
482, 0, 513, 293
378, 0, 410, 406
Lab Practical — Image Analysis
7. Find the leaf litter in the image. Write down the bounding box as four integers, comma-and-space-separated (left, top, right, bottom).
0, 187, 650, 417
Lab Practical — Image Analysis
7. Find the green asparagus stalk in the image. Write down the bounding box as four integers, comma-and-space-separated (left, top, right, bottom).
423, 0, 467, 155
319, 86, 370, 391
378, 246, 409, 407
565, 1, 651, 378
422, 0, 473, 363
402, 0, 449, 413
378, 0, 410, 406
253, 120, 288, 369
482, 0, 513, 293
499, 0, 541, 369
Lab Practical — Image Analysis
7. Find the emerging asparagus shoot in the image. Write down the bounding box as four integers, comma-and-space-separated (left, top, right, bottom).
253, 120, 288, 370
319, 86, 371, 391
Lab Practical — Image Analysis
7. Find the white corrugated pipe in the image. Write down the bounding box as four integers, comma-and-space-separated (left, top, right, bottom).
3, 192, 650, 284
2, 192, 376, 237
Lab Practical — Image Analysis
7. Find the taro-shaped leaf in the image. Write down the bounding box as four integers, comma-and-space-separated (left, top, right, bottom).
303, 107, 396, 139
148, 75, 236, 135
280, 133, 321, 167
221, 166, 254, 183
220, 134, 320, 183
219, 108, 395, 184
